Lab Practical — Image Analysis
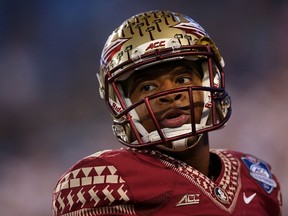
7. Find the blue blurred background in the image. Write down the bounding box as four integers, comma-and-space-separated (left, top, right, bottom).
0, 0, 287, 215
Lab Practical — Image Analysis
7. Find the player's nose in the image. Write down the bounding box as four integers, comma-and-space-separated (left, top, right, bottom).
158, 93, 183, 103
157, 81, 184, 104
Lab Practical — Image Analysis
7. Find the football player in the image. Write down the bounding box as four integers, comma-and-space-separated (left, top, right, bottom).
52, 10, 282, 215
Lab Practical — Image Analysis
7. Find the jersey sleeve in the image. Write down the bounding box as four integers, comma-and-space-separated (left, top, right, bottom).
52, 150, 137, 216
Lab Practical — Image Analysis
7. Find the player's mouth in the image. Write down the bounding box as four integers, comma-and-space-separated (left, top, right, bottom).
159, 108, 190, 128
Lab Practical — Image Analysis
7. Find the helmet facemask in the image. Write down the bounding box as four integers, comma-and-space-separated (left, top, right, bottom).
99, 48, 231, 151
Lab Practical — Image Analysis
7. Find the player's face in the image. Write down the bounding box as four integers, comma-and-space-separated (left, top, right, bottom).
127, 60, 204, 133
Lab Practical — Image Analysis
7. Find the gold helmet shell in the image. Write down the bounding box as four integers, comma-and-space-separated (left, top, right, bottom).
99, 10, 223, 89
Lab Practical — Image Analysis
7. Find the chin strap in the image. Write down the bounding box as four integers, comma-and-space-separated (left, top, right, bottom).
132, 122, 204, 151
157, 133, 203, 152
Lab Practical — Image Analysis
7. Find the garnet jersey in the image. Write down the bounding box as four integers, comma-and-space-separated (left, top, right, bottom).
52, 149, 282, 216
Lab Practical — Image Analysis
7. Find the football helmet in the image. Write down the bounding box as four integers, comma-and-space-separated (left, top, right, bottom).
98, 10, 231, 151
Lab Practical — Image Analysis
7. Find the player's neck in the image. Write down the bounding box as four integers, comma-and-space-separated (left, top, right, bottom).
166, 133, 211, 177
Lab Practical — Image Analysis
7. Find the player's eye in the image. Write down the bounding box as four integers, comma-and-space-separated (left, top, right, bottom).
176, 77, 191, 84
141, 84, 156, 92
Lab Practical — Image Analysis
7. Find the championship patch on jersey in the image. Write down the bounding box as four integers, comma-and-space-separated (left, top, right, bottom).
241, 155, 277, 193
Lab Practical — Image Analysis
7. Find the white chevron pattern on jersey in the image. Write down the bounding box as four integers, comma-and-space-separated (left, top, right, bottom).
53, 165, 132, 214
55, 165, 125, 192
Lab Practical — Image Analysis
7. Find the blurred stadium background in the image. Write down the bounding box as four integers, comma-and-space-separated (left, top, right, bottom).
0, 0, 287, 215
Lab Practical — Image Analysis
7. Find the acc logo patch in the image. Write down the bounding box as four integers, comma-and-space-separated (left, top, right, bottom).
242, 155, 277, 193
